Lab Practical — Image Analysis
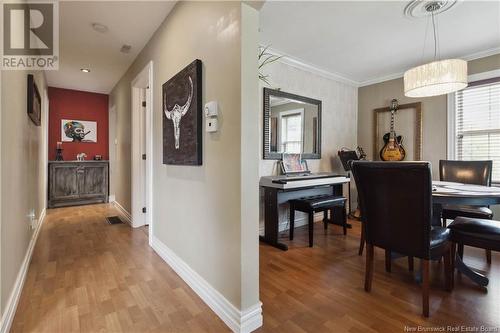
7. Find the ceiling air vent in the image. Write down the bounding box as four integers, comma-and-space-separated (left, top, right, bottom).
120, 44, 132, 54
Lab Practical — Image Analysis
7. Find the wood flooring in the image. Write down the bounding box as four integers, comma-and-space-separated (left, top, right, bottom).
10, 204, 500, 332
258, 220, 500, 332
10, 204, 229, 333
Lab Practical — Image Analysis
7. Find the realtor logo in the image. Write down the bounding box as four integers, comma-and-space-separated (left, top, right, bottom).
1, 1, 59, 70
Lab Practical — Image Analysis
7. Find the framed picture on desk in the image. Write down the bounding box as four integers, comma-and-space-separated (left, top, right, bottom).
280, 153, 309, 175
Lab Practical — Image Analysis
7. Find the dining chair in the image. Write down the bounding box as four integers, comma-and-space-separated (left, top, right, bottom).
352, 161, 452, 317
439, 160, 493, 263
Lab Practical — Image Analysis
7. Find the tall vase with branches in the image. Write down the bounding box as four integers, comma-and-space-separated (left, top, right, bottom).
259, 45, 282, 87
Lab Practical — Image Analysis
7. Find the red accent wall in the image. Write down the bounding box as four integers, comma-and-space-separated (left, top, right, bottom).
48, 87, 109, 161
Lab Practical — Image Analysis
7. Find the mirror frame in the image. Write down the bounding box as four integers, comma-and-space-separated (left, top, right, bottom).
263, 87, 322, 160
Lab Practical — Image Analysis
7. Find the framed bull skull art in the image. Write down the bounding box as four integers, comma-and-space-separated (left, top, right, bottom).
162, 59, 202, 165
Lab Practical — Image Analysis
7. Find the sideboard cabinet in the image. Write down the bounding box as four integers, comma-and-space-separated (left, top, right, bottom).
48, 161, 109, 208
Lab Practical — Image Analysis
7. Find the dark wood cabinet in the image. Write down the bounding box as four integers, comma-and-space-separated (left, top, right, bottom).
48, 161, 109, 208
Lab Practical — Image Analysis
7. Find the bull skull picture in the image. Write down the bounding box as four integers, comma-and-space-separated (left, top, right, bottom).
163, 76, 193, 149
162, 59, 202, 166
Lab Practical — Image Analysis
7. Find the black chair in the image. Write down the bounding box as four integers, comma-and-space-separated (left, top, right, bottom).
448, 217, 500, 288
439, 160, 493, 263
289, 195, 347, 247
352, 161, 452, 317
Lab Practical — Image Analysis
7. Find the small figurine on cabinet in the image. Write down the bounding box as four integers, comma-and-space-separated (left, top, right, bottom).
76, 153, 87, 161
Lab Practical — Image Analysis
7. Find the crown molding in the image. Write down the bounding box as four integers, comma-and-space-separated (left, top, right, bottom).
358, 47, 500, 87
264, 47, 359, 87
264, 46, 500, 89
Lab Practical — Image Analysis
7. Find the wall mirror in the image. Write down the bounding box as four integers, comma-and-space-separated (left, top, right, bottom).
263, 88, 322, 159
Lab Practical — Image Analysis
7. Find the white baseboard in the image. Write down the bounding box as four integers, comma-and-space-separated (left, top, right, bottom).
112, 201, 132, 226
150, 235, 262, 333
259, 213, 323, 234
108, 194, 116, 202
0, 208, 46, 333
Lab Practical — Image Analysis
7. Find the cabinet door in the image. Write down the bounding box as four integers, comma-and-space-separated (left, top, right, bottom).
78, 165, 107, 199
50, 164, 79, 200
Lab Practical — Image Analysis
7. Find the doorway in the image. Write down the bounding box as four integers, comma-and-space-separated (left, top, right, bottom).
131, 61, 154, 241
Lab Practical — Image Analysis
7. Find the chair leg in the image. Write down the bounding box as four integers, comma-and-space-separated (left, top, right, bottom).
486, 249, 492, 265
385, 250, 392, 273
342, 205, 347, 235
323, 210, 328, 230
358, 222, 365, 256
422, 259, 430, 317
444, 246, 452, 292
308, 213, 314, 247
442, 217, 447, 227
408, 256, 414, 272
458, 243, 464, 259
289, 206, 295, 240
365, 243, 374, 292
451, 242, 456, 289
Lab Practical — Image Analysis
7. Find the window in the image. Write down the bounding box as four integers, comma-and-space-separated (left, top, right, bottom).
453, 77, 500, 182
280, 111, 303, 153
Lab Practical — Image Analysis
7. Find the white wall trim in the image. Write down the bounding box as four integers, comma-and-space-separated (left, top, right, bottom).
265, 47, 359, 87
0, 208, 46, 333
130, 61, 154, 233
462, 47, 500, 62
359, 49, 500, 87
150, 236, 263, 333
259, 213, 324, 234
112, 201, 132, 226
108, 194, 116, 203
468, 69, 500, 83
446, 93, 456, 160
268, 47, 500, 88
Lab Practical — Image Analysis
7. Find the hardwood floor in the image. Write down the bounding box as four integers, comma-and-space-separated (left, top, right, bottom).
258, 221, 500, 332
10, 204, 500, 332
11, 204, 229, 333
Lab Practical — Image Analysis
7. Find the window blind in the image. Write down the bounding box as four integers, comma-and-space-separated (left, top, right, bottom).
455, 79, 500, 182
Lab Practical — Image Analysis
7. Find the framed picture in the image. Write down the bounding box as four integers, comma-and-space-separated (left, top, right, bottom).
27, 74, 41, 126
61, 119, 97, 142
280, 153, 310, 174
162, 59, 202, 165
373, 102, 422, 161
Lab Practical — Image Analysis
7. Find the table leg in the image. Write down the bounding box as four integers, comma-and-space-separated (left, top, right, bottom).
260, 187, 288, 251
454, 254, 489, 287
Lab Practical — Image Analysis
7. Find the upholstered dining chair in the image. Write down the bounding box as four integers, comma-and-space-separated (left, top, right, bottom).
352, 161, 452, 317
439, 160, 493, 263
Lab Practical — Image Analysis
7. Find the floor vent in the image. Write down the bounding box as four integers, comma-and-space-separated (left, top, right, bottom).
106, 216, 124, 225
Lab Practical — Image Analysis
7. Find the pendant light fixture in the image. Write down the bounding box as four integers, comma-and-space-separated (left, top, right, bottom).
404, 1, 467, 98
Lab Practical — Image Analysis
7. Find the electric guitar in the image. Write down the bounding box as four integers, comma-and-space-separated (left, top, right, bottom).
380, 99, 406, 161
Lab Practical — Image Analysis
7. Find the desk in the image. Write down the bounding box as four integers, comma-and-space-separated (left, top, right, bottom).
260, 173, 350, 251
433, 181, 500, 286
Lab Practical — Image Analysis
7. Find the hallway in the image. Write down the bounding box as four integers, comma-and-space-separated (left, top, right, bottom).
11, 204, 228, 333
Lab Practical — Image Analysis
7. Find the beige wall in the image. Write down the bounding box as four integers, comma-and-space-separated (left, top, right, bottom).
109, 1, 260, 313
1, 69, 48, 313
358, 54, 500, 178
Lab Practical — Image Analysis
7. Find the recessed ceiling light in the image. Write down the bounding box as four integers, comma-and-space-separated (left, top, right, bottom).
91, 23, 108, 33
80, 68, 90, 73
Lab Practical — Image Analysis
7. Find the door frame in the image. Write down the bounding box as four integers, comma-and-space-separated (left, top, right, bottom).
131, 61, 154, 239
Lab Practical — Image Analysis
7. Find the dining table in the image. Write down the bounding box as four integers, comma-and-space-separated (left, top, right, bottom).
432, 180, 500, 287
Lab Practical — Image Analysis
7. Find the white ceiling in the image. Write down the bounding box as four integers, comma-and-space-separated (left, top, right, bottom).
260, 1, 500, 86
46, 1, 175, 94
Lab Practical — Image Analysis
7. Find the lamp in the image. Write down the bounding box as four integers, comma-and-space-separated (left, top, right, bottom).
404, 2, 467, 98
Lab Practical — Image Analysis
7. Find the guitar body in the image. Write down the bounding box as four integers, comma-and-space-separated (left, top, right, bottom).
380, 132, 406, 161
